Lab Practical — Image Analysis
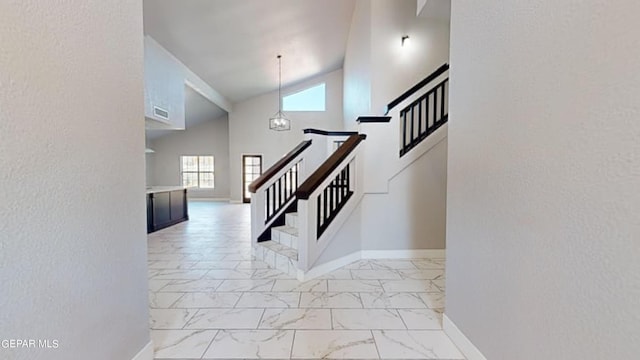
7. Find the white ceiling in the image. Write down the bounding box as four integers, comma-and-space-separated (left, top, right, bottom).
147, 85, 227, 140
143, 0, 356, 103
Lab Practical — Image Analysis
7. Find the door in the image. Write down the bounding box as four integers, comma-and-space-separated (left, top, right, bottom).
242, 155, 262, 203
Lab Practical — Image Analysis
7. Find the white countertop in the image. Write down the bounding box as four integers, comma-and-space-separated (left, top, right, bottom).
146, 186, 187, 194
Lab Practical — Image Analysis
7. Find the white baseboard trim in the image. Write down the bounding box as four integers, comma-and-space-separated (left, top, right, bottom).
298, 249, 445, 280
298, 251, 361, 281
361, 249, 445, 259
131, 341, 153, 360
187, 197, 230, 202
443, 314, 487, 360
229, 200, 243, 204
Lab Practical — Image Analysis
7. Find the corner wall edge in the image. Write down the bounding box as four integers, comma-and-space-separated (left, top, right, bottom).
443, 314, 487, 360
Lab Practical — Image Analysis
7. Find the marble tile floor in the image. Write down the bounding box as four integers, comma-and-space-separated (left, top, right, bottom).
148, 201, 463, 360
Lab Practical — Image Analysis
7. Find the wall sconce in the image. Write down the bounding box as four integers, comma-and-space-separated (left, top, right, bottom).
401, 35, 410, 47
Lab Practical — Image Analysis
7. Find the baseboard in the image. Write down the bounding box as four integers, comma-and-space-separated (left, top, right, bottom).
131, 341, 153, 360
443, 314, 487, 360
229, 200, 243, 204
361, 249, 445, 259
298, 249, 445, 280
187, 197, 230, 202
298, 251, 361, 281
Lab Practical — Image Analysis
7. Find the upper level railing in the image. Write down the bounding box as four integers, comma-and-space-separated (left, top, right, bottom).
385, 63, 449, 114
383, 63, 449, 157
399, 77, 448, 156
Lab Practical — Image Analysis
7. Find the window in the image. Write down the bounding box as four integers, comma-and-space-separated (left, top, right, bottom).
242, 155, 263, 203
282, 83, 326, 111
181, 156, 214, 188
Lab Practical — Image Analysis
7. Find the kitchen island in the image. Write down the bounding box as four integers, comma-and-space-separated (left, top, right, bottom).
146, 186, 189, 233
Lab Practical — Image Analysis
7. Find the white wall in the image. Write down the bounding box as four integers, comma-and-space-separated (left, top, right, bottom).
0, 1, 149, 360
314, 201, 363, 266
343, 0, 450, 129
144, 36, 232, 130
146, 139, 156, 186
229, 69, 345, 202
150, 115, 230, 199
446, 1, 640, 359
343, 0, 372, 130
144, 36, 186, 129
370, 0, 450, 115
362, 137, 447, 250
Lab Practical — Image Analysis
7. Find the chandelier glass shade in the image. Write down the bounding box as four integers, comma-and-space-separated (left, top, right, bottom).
269, 55, 290, 131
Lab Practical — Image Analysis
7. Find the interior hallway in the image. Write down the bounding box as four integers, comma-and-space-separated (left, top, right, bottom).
147, 201, 460, 359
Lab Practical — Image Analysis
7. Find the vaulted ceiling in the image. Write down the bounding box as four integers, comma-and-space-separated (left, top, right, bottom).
143, 0, 357, 103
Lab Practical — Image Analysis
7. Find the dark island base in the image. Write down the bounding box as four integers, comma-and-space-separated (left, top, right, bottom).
147, 189, 189, 233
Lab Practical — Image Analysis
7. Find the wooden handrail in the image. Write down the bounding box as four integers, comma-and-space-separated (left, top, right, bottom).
356, 116, 391, 123
296, 134, 366, 200
248, 140, 312, 193
385, 63, 449, 114
303, 128, 359, 136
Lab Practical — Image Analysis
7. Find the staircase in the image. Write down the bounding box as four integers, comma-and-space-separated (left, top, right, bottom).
249, 64, 450, 280
254, 212, 299, 277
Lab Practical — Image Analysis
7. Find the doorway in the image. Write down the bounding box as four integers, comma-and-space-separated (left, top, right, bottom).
242, 155, 262, 203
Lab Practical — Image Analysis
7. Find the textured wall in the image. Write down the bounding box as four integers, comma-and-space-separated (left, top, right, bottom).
362, 137, 447, 250
369, 0, 450, 114
144, 36, 186, 129
0, 1, 149, 359
343, 0, 372, 130
342, 0, 450, 126
446, 1, 640, 359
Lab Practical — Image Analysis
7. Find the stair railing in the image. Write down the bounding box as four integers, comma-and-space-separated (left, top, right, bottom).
295, 134, 367, 271
359, 63, 450, 193
248, 140, 312, 245
387, 63, 449, 157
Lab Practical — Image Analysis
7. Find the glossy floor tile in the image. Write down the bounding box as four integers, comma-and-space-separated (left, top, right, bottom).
148, 201, 462, 359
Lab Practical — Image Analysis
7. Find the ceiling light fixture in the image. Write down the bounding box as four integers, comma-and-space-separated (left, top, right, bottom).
401, 35, 410, 47
269, 55, 291, 131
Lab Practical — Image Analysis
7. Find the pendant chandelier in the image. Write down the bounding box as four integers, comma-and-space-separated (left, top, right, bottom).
269, 55, 291, 131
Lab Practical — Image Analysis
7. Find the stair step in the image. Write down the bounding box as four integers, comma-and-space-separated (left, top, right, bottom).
255, 240, 298, 277
271, 225, 298, 250
285, 212, 298, 227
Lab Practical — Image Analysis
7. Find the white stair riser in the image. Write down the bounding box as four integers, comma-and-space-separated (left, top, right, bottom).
285, 213, 298, 227
271, 228, 298, 250
254, 244, 298, 277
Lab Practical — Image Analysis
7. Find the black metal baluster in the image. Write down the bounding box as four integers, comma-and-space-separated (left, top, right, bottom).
441, 81, 447, 120
409, 105, 415, 149
288, 168, 292, 198
433, 86, 438, 127
338, 170, 344, 204
323, 187, 328, 224
425, 91, 430, 132
417, 100, 422, 140
266, 188, 271, 219
402, 111, 407, 151
329, 181, 334, 215
346, 164, 350, 195
317, 192, 321, 230
277, 178, 281, 208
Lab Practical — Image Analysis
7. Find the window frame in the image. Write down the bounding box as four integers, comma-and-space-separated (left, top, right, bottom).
180, 155, 215, 189
282, 82, 326, 112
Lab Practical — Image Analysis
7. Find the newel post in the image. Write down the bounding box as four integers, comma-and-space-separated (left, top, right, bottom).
296, 195, 317, 273
250, 190, 266, 246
